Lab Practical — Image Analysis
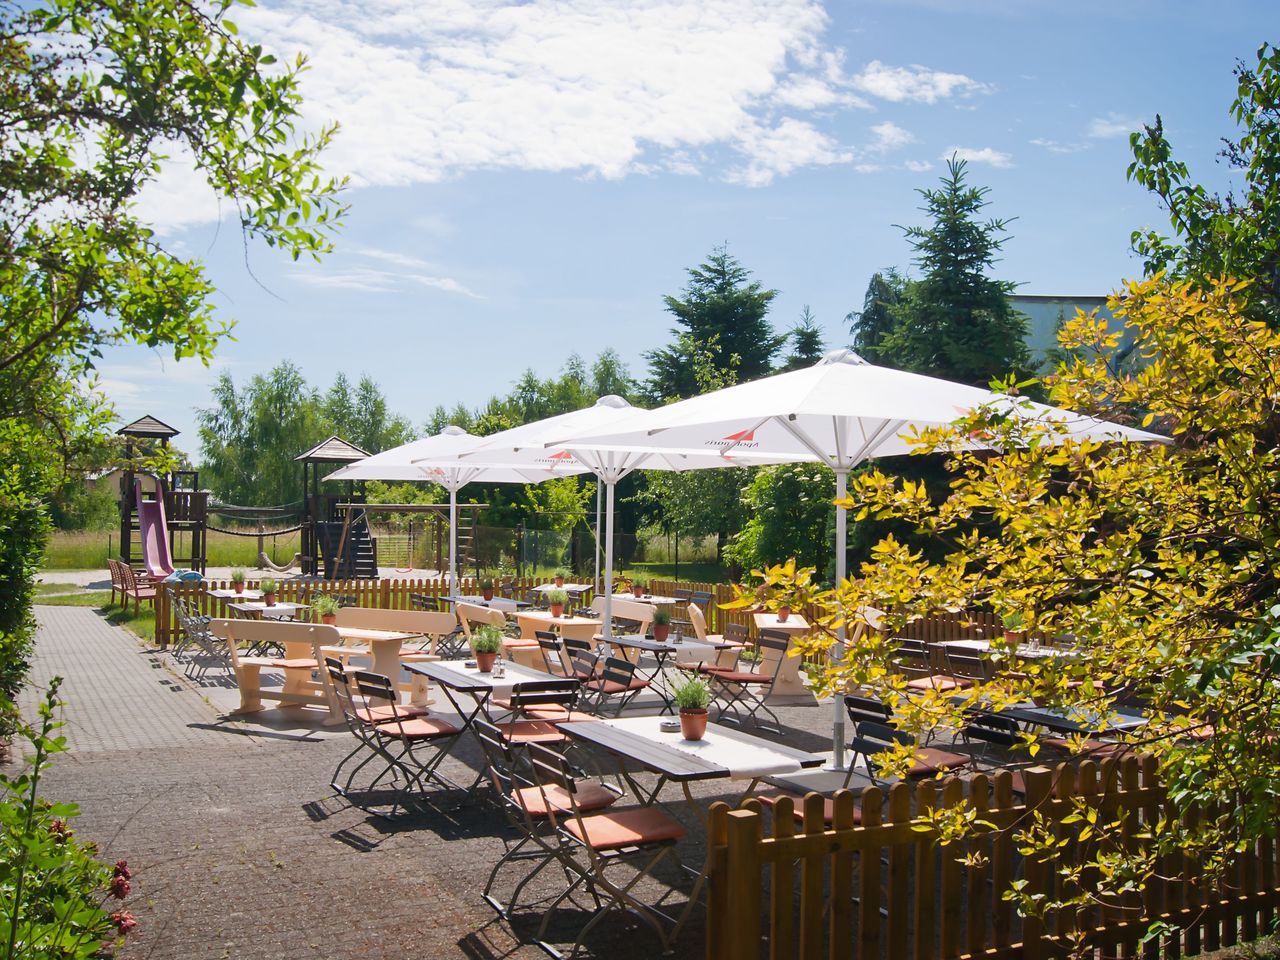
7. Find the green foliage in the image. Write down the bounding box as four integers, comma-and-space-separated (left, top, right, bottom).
644, 246, 783, 400
0, 680, 135, 958
883, 157, 1030, 386
553, 569, 569, 580
1128, 42, 1280, 323
652, 605, 672, 625
478, 577, 494, 590
229, 568, 246, 585
848, 268, 909, 364
310, 594, 339, 618
526, 477, 593, 533
258, 577, 278, 595
781, 306, 826, 371
545, 589, 568, 607
671, 674, 711, 710
470, 624, 504, 654
725, 464, 834, 577
0, 495, 47, 736
197, 363, 412, 506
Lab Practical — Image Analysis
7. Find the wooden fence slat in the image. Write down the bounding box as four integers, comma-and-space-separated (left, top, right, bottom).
990, 771, 1014, 951
800, 793, 825, 960
707, 802, 730, 960
915, 781, 938, 960
857, 787, 883, 960
770, 796, 795, 960
829, 790, 856, 959
887, 783, 912, 960
965, 775, 990, 957
725, 810, 763, 960
938, 777, 964, 960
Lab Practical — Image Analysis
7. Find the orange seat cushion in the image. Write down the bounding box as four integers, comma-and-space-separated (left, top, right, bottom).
512, 781, 618, 817
378, 717, 460, 739
503, 639, 540, 649
524, 708, 596, 723
564, 807, 686, 851
1041, 737, 1131, 757
906, 675, 972, 692
910, 747, 970, 777
586, 678, 649, 695
270, 658, 318, 670
496, 720, 568, 745
356, 703, 431, 725
706, 670, 772, 684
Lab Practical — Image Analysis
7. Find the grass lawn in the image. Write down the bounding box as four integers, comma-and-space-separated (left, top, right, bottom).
33, 590, 156, 643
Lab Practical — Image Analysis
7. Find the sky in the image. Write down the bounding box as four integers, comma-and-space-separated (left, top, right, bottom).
97, 0, 1273, 453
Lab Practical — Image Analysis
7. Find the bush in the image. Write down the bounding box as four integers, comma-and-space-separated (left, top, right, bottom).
0, 493, 48, 737
0, 679, 136, 958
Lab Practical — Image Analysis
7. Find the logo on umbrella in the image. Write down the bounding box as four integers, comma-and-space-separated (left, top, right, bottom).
534, 450, 580, 466
704, 428, 759, 450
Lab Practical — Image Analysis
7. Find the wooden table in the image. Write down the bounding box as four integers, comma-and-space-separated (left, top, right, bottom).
602, 635, 738, 713
940, 638, 1075, 660
752, 613, 810, 699
608, 593, 680, 606
403, 659, 552, 728
532, 582, 593, 596
518, 611, 602, 633
322, 627, 434, 706
447, 594, 531, 610
208, 588, 263, 601
999, 703, 1148, 736
229, 600, 308, 620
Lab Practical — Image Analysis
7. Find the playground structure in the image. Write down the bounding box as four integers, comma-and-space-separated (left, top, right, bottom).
117, 416, 209, 574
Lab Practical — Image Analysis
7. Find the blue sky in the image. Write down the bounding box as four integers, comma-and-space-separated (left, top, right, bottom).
98, 0, 1272, 452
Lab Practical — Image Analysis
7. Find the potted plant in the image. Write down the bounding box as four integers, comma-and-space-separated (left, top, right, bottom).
312, 594, 339, 625
652, 605, 672, 642
230, 568, 247, 595
471, 624, 504, 672
260, 577, 278, 607
547, 589, 569, 618
1002, 610, 1028, 645
479, 576, 495, 602
632, 578, 647, 599
672, 674, 711, 741
777, 602, 792, 623
554, 568, 568, 588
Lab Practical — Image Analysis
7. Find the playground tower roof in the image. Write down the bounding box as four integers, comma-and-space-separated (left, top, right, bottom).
293, 435, 370, 464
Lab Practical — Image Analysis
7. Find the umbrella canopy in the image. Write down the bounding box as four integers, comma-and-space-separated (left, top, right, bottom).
439, 395, 793, 637
325, 426, 587, 586
563, 350, 1169, 767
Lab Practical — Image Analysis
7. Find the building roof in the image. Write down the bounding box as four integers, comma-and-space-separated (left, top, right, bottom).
116, 415, 180, 438
293, 436, 371, 464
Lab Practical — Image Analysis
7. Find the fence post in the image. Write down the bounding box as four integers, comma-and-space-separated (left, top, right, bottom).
1020, 766, 1055, 960
706, 802, 730, 960
723, 808, 762, 959
155, 586, 169, 648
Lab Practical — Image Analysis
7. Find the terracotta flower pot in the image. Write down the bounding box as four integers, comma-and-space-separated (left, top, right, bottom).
777, 606, 791, 623
550, 603, 565, 618
233, 583, 245, 595
633, 587, 644, 598
321, 613, 336, 625
1003, 630, 1025, 645
653, 623, 670, 642
264, 593, 277, 607
679, 708, 708, 741
482, 588, 494, 601
554, 577, 565, 587
475, 651, 497, 673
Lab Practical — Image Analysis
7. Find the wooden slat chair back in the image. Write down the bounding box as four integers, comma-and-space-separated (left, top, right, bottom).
335, 607, 455, 656
117, 561, 158, 615
591, 596, 654, 636
458, 602, 506, 639
847, 720, 971, 787
209, 618, 341, 719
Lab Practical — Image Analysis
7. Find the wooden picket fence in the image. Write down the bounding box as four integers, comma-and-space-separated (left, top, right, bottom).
707, 755, 1278, 960
153, 576, 554, 648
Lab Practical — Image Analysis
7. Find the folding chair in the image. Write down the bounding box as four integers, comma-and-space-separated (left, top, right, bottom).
345, 670, 463, 816
702, 630, 788, 732
847, 720, 970, 787
324, 658, 432, 801
844, 693, 893, 727
475, 718, 619, 921
894, 638, 973, 693
944, 646, 993, 685
538, 633, 574, 678
527, 742, 688, 959
579, 657, 649, 717
493, 680, 588, 740
166, 584, 217, 670
722, 621, 750, 646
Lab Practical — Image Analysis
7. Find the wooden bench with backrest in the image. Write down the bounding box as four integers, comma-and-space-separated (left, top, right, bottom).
209, 618, 342, 721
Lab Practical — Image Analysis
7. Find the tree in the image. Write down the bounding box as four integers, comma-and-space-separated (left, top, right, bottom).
724, 464, 834, 576
753, 274, 1280, 928
781, 306, 826, 371
882, 158, 1030, 386
644, 246, 783, 399
847, 268, 908, 363
0, 0, 343, 715
322, 373, 414, 454
1129, 43, 1280, 323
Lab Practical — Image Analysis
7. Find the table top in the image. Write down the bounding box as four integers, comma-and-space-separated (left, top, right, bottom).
754, 612, 809, 631
229, 601, 309, 615
334, 627, 420, 643
999, 703, 1148, 735
532, 582, 593, 593
404, 658, 549, 692
561, 716, 822, 782
519, 611, 602, 627
602, 634, 735, 653
941, 638, 1074, 660
608, 593, 679, 605
209, 588, 263, 600
448, 594, 531, 609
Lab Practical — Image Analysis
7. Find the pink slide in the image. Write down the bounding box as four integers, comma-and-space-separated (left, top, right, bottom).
135, 480, 175, 579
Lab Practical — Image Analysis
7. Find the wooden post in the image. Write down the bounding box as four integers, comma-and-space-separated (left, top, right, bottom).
1020, 767, 1055, 960
706, 802, 730, 960
769, 795, 794, 960
724, 809, 762, 960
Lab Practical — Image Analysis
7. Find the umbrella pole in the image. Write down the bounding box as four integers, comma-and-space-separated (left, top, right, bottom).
449, 486, 458, 591
829, 467, 850, 771
602, 478, 615, 640
594, 477, 602, 593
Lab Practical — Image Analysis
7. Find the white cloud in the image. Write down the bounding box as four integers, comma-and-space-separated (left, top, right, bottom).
1030, 137, 1089, 154
903, 159, 933, 172
869, 120, 914, 153
1087, 113, 1142, 139
945, 146, 1013, 168
289, 247, 482, 296
133, 1, 991, 227
851, 60, 991, 104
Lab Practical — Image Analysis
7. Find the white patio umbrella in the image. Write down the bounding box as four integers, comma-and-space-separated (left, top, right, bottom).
562, 350, 1169, 767
431, 396, 793, 638
325, 426, 588, 588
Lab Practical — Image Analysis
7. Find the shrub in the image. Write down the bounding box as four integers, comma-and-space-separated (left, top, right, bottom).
471, 624, 504, 654
258, 577, 278, 595
229, 568, 246, 585
311, 595, 339, 619
671, 674, 711, 710
653, 606, 672, 625
545, 589, 568, 607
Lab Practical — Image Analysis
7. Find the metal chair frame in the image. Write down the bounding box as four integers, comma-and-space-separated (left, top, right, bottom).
704, 630, 787, 732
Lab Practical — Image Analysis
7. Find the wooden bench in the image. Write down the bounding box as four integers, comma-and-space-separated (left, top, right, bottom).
210, 618, 341, 723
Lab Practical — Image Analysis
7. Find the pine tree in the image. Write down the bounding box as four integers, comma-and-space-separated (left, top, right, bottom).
848, 268, 907, 363
782, 305, 827, 370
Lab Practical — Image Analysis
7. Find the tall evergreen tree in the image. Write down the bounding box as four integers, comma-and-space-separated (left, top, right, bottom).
884, 157, 1030, 386
782, 305, 827, 370
848, 268, 908, 363
644, 245, 783, 399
